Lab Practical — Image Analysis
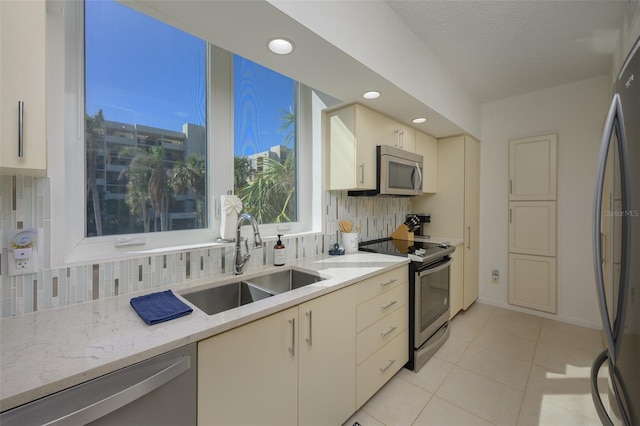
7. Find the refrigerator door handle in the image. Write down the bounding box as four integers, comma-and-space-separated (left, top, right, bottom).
591, 350, 615, 426
594, 94, 622, 361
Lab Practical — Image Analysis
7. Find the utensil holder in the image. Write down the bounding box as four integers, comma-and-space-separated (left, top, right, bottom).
341, 232, 359, 253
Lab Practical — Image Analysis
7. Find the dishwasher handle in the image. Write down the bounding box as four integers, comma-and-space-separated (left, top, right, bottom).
45, 355, 191, 426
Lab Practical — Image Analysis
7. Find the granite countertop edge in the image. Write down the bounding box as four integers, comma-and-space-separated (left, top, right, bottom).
0, 252, 409, 412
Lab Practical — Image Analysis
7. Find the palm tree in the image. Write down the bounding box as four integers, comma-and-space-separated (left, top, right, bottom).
119, 146, 154, 232
86, 110, 105, 236
234, 156, 253, 195
238, 107, 296, 223
171, 155, 206, 228
239, 154, 295, 223
147, 146, 170, 232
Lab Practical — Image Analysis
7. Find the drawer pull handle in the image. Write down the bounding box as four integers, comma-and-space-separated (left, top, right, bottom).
380, 359, 396, 373
305, 310, 313, 346
380, 300, 397, 310
381, 326, 397, 337
289, 318, 295, 356
380, 278, 397, 287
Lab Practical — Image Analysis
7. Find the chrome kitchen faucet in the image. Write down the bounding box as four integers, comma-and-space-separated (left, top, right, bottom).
233, 213, 263, 275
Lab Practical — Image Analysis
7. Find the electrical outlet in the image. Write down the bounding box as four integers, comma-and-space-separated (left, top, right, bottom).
7, 249, 38, 276
491, 269, 500, 284
7, 228, 38, 276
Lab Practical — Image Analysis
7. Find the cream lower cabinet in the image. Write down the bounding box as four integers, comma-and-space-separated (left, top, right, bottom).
508, 253, 557, 313
449, 243, 464, 319
353, 267, 409, 408
298, 287, 357, 425
198, 286, 357, 426
198, 306, 299, 426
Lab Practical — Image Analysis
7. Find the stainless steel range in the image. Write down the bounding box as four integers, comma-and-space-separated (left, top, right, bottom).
359, 238, 455, 372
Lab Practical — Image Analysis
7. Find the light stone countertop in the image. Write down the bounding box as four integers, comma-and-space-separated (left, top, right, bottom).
0, 252, 408, 412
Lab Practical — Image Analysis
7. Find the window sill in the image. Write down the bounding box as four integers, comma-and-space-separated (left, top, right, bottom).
60, 230, 323, 267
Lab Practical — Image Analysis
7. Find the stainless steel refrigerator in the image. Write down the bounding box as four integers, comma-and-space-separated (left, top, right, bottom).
592, 35, 640, 426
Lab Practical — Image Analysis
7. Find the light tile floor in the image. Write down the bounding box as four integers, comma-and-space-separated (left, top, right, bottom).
343, 303, 609, 426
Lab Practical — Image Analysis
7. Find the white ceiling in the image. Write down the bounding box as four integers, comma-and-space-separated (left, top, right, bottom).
384, 0, 628, 103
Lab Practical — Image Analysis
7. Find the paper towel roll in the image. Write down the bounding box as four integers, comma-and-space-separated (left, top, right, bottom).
220, 195, 242, 240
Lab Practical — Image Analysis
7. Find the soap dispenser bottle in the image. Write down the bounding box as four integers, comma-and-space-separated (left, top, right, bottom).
274, 234, 286, 266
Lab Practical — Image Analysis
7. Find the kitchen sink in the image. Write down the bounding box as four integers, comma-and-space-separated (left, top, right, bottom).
181, 281, 274, 316
242, 269, 325, 295
181, 269, 324, 316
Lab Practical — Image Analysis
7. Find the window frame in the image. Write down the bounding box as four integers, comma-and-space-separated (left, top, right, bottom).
49, 0, 321, 266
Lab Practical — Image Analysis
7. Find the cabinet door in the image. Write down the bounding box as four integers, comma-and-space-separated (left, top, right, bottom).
449, 246, 464, 318
415, 131, 437, 193
198, 307, 298, 426
328, 106, 358, 190
509, 134, 557, 200
299, 287, 356, 426
0, 0, 47, 176
508, 253, 557, 313
463, 136, 480, 309
354, 105, 385, 189
509, 201, 557, 256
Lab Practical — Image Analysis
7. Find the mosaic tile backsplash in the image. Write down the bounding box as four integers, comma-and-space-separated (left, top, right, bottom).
0, 175, 411, 317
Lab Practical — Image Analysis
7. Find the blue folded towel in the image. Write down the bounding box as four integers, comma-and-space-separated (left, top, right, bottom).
130, 290, 193, 325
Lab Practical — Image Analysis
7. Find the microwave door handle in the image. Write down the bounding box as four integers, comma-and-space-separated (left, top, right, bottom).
414, 163, 423, 193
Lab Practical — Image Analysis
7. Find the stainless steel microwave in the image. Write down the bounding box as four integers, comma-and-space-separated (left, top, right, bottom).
349, 145, 423, 196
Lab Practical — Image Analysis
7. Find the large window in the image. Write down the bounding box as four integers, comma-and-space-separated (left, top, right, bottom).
233, 55, 297, 225
84, 1, 207, 237
56, 0, 329, 263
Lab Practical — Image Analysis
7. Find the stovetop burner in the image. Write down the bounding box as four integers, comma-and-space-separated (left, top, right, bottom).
359, 237, 455, 264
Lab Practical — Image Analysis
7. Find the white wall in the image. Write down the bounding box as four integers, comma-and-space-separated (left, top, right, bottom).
267, 0, 481, 138
479, 75, 611, 329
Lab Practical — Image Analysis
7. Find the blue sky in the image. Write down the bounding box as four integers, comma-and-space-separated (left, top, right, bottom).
85, 0, 294, 157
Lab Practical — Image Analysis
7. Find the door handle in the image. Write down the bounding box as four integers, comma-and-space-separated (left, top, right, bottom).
288, 318, 296, 355
466, 226, 471, 249
380, 300, 397, 310
43, 356, 191, 425
18, 101, 24, 157
359, 163, 365, 184
380, 325, 397, 337
305, 310, 312, 346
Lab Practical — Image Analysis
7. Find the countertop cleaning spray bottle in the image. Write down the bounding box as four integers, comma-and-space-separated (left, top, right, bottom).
274, 234, 286, 266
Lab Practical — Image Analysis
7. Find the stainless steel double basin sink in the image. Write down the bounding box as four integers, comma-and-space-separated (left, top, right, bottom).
181, 269, 324, 316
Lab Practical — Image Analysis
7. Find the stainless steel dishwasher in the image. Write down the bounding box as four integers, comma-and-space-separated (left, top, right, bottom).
0, 343, 197, 425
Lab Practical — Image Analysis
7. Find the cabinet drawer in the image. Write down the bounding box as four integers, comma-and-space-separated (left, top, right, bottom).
357, 283, 407, 333
357, 304, 408, 365
356, 329, 408, 408
353, 266, 407, 303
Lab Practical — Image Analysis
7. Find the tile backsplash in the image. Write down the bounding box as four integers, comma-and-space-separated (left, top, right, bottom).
0, 175, 410, 317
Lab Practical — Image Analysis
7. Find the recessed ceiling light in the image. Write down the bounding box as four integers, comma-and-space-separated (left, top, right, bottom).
267, 38, 295, 55
362, 91, 381, 99
412, 117, 427, 124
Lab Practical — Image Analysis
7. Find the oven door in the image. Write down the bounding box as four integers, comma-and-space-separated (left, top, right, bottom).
414, 257, 451, 347
379, 153, 423, 196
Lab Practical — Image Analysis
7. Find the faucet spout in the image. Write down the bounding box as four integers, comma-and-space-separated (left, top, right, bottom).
233, 212, 263, 275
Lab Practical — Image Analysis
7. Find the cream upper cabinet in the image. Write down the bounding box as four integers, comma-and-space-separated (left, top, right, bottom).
0, 0, 47, 176
412, 135, 480, 311
327, 103, 416, 190
414, 130, 437, 193
509, 134, 557, 201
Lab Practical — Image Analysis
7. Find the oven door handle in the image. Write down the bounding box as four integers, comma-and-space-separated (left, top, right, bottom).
417, 258, 452, 277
